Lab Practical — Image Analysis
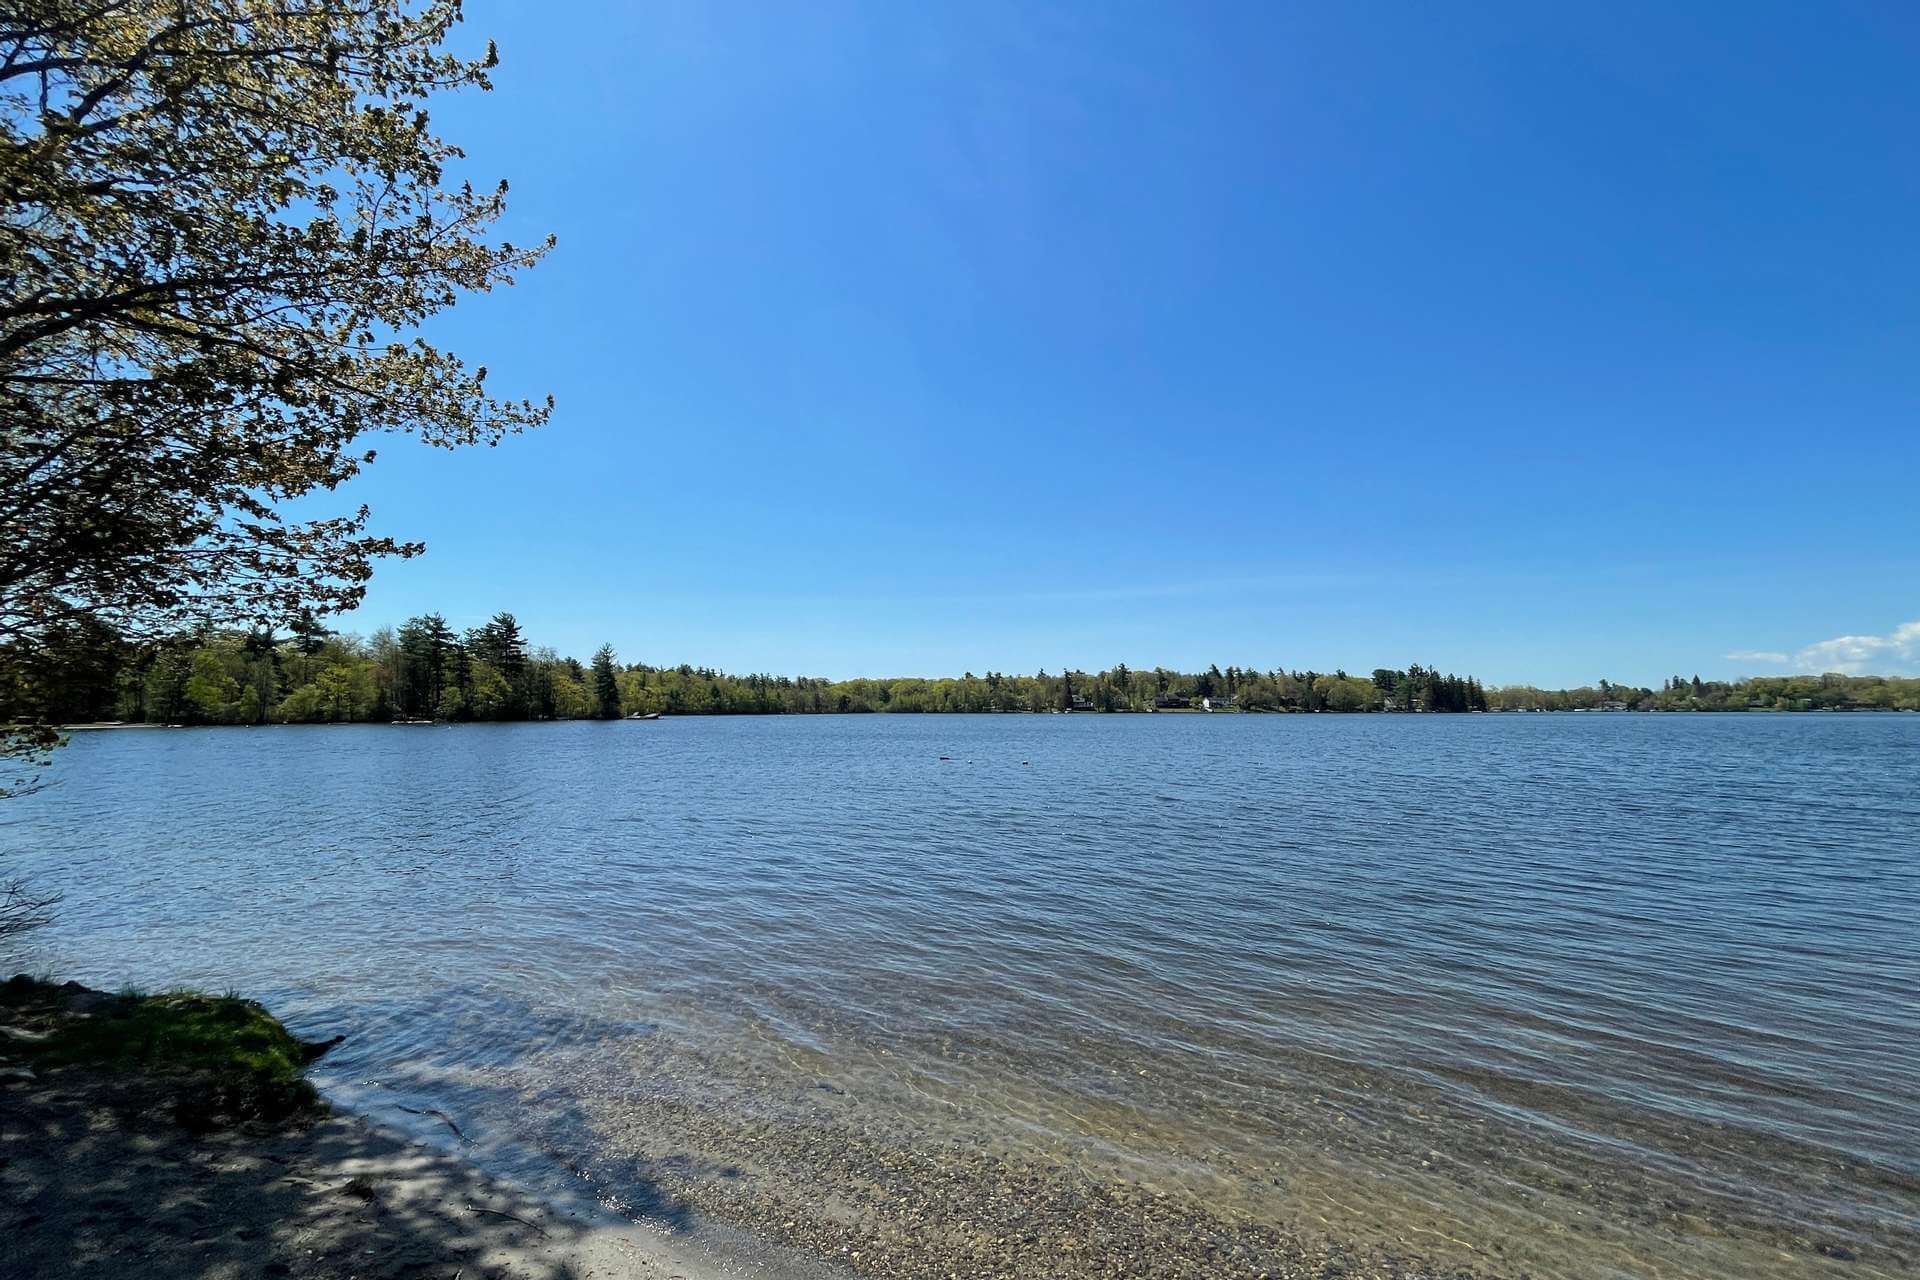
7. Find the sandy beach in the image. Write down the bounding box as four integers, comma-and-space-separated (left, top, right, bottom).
0, 978, 1491, 1280
0, 1062, 825, 1280
5, 969, 1893, 1279
2, 1053, 1502, 1280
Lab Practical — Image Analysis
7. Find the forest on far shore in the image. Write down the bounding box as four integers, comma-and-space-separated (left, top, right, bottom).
6, 612, 1919, 727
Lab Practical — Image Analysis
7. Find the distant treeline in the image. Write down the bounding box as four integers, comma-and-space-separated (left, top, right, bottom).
4, 613, 1917, 727
1492, 673, 1920, 713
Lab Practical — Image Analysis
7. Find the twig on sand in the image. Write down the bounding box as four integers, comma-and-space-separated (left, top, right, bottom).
395, 1103, 469, 1143
465, 1202, 548, 1238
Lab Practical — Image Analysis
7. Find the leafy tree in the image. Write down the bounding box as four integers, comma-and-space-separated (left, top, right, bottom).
0, 0, 552, 773
1316, 673, 1379, 712
279, 662, 373, 723
182, 647, 237, 721
465, 660, 512, 720
236, 679, 269, 726
550, 666, 591, 718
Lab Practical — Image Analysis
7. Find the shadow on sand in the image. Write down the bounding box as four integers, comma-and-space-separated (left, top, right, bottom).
0, 1070, 689, 1279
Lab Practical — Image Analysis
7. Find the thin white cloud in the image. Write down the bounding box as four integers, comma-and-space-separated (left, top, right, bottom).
1724, 649, 1788, 664
1782, 619, 1920, 676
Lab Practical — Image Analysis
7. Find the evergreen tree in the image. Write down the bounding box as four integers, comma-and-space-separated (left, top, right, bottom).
470, 612, 531, 704
448, 644, 474, 719
591, 645, 622, 719
397, 613, 456, 718
290, 610, 332, 657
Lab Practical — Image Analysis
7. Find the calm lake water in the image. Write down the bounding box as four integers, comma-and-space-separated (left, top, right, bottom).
5, 715, 1918, 1278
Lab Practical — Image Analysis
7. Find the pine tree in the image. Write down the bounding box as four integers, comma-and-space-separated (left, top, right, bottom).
469, 611, 532, 715
396, 613, 456, 718
290, 610, 332, 657
591, 645, 622, 719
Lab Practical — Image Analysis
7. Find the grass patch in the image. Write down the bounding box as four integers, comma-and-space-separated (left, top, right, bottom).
34, 988, 307, 1079
1, 975, 322, 1126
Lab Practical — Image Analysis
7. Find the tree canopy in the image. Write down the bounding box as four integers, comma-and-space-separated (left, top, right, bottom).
1, 0, 551, 776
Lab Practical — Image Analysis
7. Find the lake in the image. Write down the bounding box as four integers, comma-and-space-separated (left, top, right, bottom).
5, 714, 1917, 1278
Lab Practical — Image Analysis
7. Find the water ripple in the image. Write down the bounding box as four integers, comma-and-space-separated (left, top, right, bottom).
4, 714, 1917, 1277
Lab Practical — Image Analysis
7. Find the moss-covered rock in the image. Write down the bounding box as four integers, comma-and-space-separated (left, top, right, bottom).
0, 974, 328, 1127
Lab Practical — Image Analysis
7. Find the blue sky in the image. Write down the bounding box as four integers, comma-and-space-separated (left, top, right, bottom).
332, 1, 1919, 686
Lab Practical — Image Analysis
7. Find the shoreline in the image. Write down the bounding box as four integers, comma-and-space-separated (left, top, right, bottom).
0, 978, 834, 1280
1, 1059, 1500, 1280
51, 707, 1908, 736
0, 1071, 815, 1280
6, 974, 1900, 1279
1, 979, 1495, 1280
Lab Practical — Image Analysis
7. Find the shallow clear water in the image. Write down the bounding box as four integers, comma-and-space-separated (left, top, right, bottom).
5, 715, 1918, 1277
